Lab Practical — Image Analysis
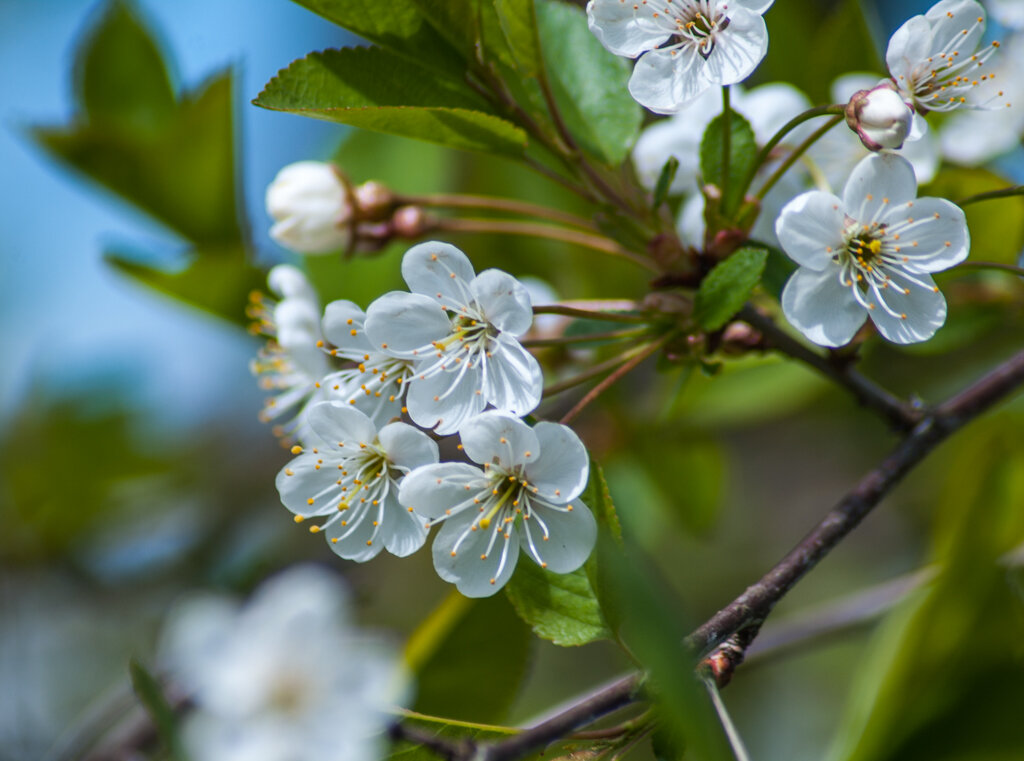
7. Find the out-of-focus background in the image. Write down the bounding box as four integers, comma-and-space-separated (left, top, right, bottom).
3, 1, 1023, 760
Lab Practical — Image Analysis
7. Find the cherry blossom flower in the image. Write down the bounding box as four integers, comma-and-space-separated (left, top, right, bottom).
399, 413, 596, 597
587, 0, 774, 113
886, 0, 1003, 113
160, 565, 405, 761
249, 265, 330, 443
276, 402, 438, 561
364, 242, 543, 436
776, 153, 969, 346
266, 161, 353, 254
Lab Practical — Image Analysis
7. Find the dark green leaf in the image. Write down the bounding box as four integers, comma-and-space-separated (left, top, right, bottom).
693, 247, 768, 331
77, 0, 176, 134
254, 48, 528, 156
409, 0, 519, 71
759, 246, 797, 301
129, 658, 185, 761
699, 110, 757, 217
653, 156, 680, 210
506, 564, 610, 646
536, 0, 642, 165
105, 244, 265, 326
405, 592, 531, 723
290, 0, 466, 77
494, 0, 542, 76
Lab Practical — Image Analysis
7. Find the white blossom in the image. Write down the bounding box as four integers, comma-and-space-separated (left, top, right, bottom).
399, 413, 596, 598
886, 0, 1003, 113
249, 265, 330, 443
276, 403, 438, 561
364, 242, 543, 436
266, 161, 352, 254
776, 153, 969, 346
160, 565, 405, 761
990, 0, 1024, 30
587, 0, 774, 113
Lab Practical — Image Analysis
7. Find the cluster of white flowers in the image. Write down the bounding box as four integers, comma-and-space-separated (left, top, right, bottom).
251, 238, 595, 597
160, 565, 405, 761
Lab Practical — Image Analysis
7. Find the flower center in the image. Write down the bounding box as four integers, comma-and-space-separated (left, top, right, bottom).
672, 3, 730, 60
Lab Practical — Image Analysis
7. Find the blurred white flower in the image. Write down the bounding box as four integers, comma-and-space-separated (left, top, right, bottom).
364, 242, 543, 436
399, 413, 596, 597
266, 161, 352, 254
276, 403, 438, 561
776, 153, 969, 346
161, 565, 406, 761
587, 0, 773, 113
989, 0, 1024, 30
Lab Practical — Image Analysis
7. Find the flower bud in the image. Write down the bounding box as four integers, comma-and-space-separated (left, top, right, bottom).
266, 161, 352, 254
845, 83, 914, 151
353, 180, 393, 220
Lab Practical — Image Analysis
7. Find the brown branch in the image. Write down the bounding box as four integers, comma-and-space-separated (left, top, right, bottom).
739, 305, 922, 431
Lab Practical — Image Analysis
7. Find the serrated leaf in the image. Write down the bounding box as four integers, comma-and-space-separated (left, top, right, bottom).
76, 0, 175, 134
405, 592, 531, 723
410, 0, 518, 71
693, 247, 768, 331
495, 0, 542, 76
129, 658, 185, 760
536, 0, 642, 165
254, 47, 528, 156
290, 0, 466, 77
506, 563, 610, 646
699, 110, 757, 217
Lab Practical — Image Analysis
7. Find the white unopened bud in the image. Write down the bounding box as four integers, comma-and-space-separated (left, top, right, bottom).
845, 83, 914, 151
266, 161, 352, 254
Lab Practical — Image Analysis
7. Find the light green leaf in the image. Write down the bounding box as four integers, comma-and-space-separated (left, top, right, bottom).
290, 0, 466, 77
693, 247, 768, 331
405, 592, 531, 723
653, 156, 680, 210
536, 0, 642, 165
254, 47, 528, 156
506, 564, 610, 646
77, 0, 175, 134
699, 110, 758, 217
494, 0, 542, 76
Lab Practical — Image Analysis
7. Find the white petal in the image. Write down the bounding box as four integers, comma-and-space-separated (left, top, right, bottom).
521, 499, 597, 574
405, 362, 486, 435
401, 241, 476, 306
868, 271, 947, 344
325, 503, 385, 562
842, 153, 917, 222
459, 412, 539, 470
470, 269, 534, 335
274, 299, 320, 341
901, 126, 939, 184
276, 452, 344, 518
631, 112, 706, 193
398, 462, 487, 521
379, 492, 428, 558
321, 300, 371, 349
526, 423, 590, 503
925, 0, 986, 59
886, 15, 936, 86
307, 402, 378, 448
629, 46, 710, 115
881, 198, 969, 273
732, 0, 774, 13
775, 191, 847, 270
586, 0, 673, 58
377, 422, 439, 471
781, 266, 867, 347
267, 264, 317, 304
482, 333, 543, 417
364, 292, 450, 355
734, 82, 811, 143
699, 8, 769, 87
432, 511, 521, 597
830, 73, 883, 103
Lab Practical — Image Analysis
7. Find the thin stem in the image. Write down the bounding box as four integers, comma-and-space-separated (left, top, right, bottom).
954, 260, 1024, 277
754, 115, 843, 202
954, 184, 1024, 207
559, 334, 673, 424
434, 218, 657, 271
543, 344, 656, 398
704, 679, 751, 761
396, 193, 597, 230
720, 85, 731, 212
521, 328, 650, 347
533, 304, 646, 323
739, 305, 921, 431
743, 104, 844, 193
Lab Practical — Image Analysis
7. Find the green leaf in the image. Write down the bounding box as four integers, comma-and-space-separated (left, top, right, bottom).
506, 564, 610, 646
254, 47, 528, 156
494, 0, 542, 76
536, 0, 642, 165
405, 592, 531, 723
653, 156, 680, 210
759, 246, 797, 301
76, 0, 175, 134
34, 70, 242, 245
699, 110, 757, 217
105, 244, 265, 326
290, 0, 466, 77
582, 459, 622, 544
129, 658, 186, 761
693, 247, 768, 331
